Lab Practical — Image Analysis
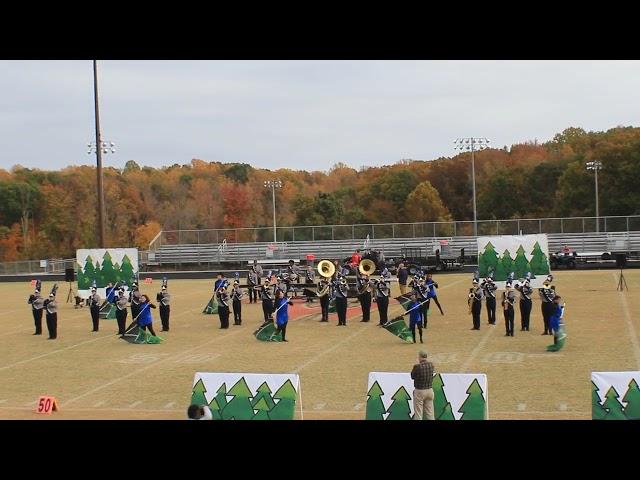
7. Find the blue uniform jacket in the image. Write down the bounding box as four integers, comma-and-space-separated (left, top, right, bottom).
275, 298, 291, 326
550, 304, 563, 331
407, 301, 424, 326
137, 303, 154, 326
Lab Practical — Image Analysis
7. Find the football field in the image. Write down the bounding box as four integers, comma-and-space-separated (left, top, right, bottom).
0, 269, 638, 419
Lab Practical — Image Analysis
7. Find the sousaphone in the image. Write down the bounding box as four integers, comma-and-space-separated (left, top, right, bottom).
358, 259, 376, 276
317, 259, 335, 278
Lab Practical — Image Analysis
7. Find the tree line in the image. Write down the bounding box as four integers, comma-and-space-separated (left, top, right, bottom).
1, 125, 639, 261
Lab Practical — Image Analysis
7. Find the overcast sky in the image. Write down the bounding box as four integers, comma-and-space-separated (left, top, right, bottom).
1, 60, 639, 172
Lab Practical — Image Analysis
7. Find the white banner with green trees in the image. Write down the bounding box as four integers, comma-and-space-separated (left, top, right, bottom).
592, 371, 640, 420
191, 372, 301, 420
366, 372, 487, 420
477, 234, 550, 288
76, 248, 139, 297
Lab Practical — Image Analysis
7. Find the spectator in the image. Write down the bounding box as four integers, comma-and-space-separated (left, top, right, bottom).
410, 350, 435, 420
351, 249, 362, 267
397, 263, 409, 295
187, 404, 213, 420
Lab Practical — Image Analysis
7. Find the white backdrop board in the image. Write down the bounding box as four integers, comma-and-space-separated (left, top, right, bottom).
76, 248, 138, 297
366, 372, 487, 420
477, 234, 550, 288
591, 371, 640, 420
191, 372, 302, 420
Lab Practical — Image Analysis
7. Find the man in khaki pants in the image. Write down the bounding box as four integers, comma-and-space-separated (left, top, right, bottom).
411, 350, 435, 420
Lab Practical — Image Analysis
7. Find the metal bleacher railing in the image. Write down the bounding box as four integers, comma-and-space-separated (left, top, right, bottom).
147, 215, 640, 267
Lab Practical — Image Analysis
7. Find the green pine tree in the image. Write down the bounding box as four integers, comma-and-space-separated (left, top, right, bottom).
120, 255, 135, 287
432, 374, 449, 419
221, 377, 254, 420
208, 397, 222, 420
500, 250, 513, 279
93, 260, 102, 287
252, 397, 271, 420
252, 382, 276, 410
215, 383, 228, 412
591, 381, 607, 420
79, 255, 95, 289
529, 242, 550, 275
112, 262, 121, 284
386, 386, 412, 420
524, 261, 533, 279
494, 257, 507, 281
191, 379, 208, 406
478, 242, 499, 278
439, 402, 456, 420
602, 386, 626, 420
269, 380, 297, 420
365, 381, 386, 420
512, 245, 529, 280
621, 379, 640, 420
458, 379, 486, 420
101, 251, 117, 285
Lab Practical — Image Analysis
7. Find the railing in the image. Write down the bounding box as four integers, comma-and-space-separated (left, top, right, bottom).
149, 215, 640, 249
0, 258, 76, 275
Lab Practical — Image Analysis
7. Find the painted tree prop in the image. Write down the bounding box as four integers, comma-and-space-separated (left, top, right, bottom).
254, 322, 283, 342
383, 317, 414, 343
478, 242, 499, 278
214, 384, 228, 415
208, 397, 222, 420
386, 386, 412, 420
252, 382, 276, 410
78, 255, 95, 289
252, 397, 271, 420
221, 377, 254, 420
432, 374, 455, 421
529, 241, 550, 275
512, 245, 529, 280
269, 380, 297, 420
365, 381, 386, 420
100, 251, 117, 286
500, 250, 513, 282
203, 296, 218, 314
602, 386, 627, 420
458, 379, 486, 420
591, 381, 607, 420
621, 379, 640, 420
191, 379, 208, 406
120, 255, 135, 287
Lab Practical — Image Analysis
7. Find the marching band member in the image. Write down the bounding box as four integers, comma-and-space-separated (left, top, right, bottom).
129, 282, 141, 321
549, 294, 565, 346
375, 272, 391, 326
333, 274, 349, 326
89, 286, 101, 332
231, 279, 243, 325
248, 263, 259, 304
216, 284, 230, 329
44, 285, 58, 340
260, 278, 275, 323
137, 294, 158, 337
425, 273, 444, 316
502, 280, 516, 336
517, 276, 533, 331
28, 282, 44, 335
272, 289, 294, 342
115, 287, 128, 335
356, 271, 372, 322
539, 274, 555, 335
317, 275, 331, 322
404, 292, 424, 344
157, 280, 171, 332
305, 265, 315, 303
481, 276, 497, 325
414, 274, 430, 328
468, 278, 483, 330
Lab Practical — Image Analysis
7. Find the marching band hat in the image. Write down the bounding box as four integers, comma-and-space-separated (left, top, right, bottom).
546, 274, 554, 282
161, 285, 167, 290
49, 292, 54, 297
233, 279, 240, 284
472, 278, 479, 284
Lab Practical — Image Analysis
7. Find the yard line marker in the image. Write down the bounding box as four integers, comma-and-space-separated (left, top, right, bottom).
516, 403, 526, 411
129, 401, 143, 408
93, 401, 107, 408
164, 402, 176, 409
313, 403, 326, 410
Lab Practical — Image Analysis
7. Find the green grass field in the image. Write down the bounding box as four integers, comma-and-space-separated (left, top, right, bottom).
0, 269, 638, 419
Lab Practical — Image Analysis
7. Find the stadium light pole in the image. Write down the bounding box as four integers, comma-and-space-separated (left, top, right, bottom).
454, 137, 490, 237
586, 160, 602, 233
264, 179, 283, 243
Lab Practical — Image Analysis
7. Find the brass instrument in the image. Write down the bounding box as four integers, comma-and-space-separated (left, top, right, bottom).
468, 288, 474, 314
317, 280, 331, 297
317, 259, 336, 278
358, 259, 376, 276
